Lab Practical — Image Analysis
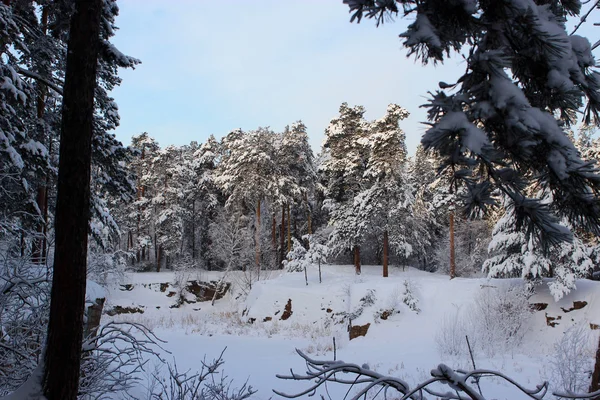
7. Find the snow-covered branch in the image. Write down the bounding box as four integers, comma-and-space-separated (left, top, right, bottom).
276, 350, 600, 400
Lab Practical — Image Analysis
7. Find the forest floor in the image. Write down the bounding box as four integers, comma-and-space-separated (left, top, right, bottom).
100, 265, 600, 399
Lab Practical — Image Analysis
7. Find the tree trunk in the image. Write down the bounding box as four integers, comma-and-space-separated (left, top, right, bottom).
191, 200, 196, 259
156, 245, 162, 272
280, 204, 285, 268
383, 230, 389, 278
43, 1, 102, 398
353, 245, 361, 275
271, 212, 276, 247
318, 260, 322, 283
255, 198, 261, 270
32, 6, 49, 265
32, 187, 47, 263
287, 203, 291, 253
271, 212, 277, 259
305, 192, 312, 236
589, 335, 600, 394
449, 209, 456, 279
20, 230, 25, 257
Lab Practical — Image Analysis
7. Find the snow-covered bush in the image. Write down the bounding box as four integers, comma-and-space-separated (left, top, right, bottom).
436, 284, 531, 358
549, 324, 595, 394
348, 289, 376, 321
469, 284, 532, 356
485, 209, 594, 301
87, 248, 131, 285
283, 238, 307, 272
0, 257, 49, 395
208, 212, 254, 273
151, 350, 256, 400
401, 279, 420, 313
435, 306, 470, 357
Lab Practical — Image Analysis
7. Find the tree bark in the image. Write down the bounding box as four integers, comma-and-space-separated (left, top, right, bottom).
156, 245, 162, 272
191, 200, 196, 259
353, 245, 361, 275
255, 198, 261, 269
271, 212, 276, 248
287, 203, 291, 253
32, 187, 47, 263
304, 192, 312, 236
280, 204, 285, 268
20, 230, 25, 257
43, 0, 102, 398
449, 209, 456, 279
383, 230, 389, 278
590, 335, 600, 395
32, 7, 49, 265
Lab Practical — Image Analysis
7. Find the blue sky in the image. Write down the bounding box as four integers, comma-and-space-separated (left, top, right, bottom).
109, 1, 472, 154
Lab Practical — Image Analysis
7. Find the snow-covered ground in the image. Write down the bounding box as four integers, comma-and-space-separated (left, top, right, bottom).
100, 265, 600, 399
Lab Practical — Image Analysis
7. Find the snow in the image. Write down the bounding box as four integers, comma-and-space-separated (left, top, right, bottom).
101, 265, 600, 399
404, 14, 442, 49
86, 279, 107, 303
0, 366, 44, 400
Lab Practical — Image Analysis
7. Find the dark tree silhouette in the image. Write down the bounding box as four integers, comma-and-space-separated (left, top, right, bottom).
43, 0, 103, 398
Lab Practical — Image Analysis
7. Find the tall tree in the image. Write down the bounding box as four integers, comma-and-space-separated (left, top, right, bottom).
278, 121, 317, 260
43, 0, 102, 398
321, 103, 369, 274
345, 0, 600, 248
216, 127, 278, 270
361, 104, 410, 276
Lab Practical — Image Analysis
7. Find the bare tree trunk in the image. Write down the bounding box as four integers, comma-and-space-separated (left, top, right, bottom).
154, 231, 158, 270
157, 245, 162, 273
449, 208, 456, 279
280, 204, 285, 268
305, 192, 312, 236
271, 212, 276, 248
191, 200, 196, 259
20, 230, 25, 257
383, 230, 389, 278
32, 6, 50, 265
255, 198, 261, 270
318, 259, 322, 283
271, 212, 277, 260
43, 1, 102, 398
353, 245, 361, 275
32, 187, 47, 263
589, 335, 600, 394
287, 203, 291, 253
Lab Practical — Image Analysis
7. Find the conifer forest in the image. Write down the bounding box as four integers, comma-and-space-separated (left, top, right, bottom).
2, 1, 600, 399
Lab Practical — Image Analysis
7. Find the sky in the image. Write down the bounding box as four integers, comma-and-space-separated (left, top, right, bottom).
109, 1, 472, 155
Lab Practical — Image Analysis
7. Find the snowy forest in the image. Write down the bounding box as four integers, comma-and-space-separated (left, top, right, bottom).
2, 0, 600, 399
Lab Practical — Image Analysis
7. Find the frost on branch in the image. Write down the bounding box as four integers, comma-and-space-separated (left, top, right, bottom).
276, 350, 599, 400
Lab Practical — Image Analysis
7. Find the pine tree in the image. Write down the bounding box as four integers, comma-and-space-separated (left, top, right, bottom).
216, 127, 278, 271
128, 132, 160, 265
361, 104, 411, 276
321, 103, 369, 274
278, 121, 317, 262
345, 0, 600, 248
43, 0, 103, 397
192, 135, 222, 268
